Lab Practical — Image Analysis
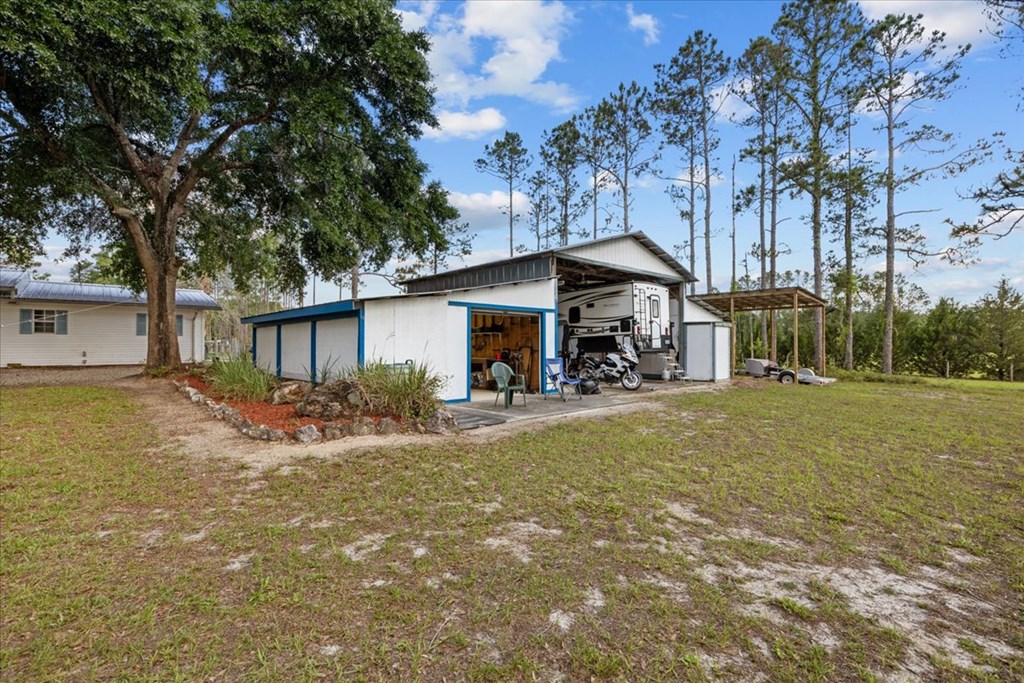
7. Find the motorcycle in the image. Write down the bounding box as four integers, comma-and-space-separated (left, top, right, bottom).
572, 338, 644, 391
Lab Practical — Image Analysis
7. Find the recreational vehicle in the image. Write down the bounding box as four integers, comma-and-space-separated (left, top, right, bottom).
558, 281, 671, 354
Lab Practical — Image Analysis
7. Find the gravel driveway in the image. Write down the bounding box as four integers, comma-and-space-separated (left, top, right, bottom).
0, 365, 145, 387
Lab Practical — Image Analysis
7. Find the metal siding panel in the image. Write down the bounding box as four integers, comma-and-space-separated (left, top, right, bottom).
280, 321, 312, 380
315, 317, 359, 374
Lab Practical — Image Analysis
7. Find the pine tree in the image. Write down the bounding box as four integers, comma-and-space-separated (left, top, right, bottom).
475, 131, 532, 258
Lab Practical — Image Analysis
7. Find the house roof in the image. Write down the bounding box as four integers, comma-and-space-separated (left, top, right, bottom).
1, 269, 220, 309
402, 232, 696, 294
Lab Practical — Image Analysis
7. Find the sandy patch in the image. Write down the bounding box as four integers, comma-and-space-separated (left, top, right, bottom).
483, 522, 563, 564
548, 610, 574, 632
341, 533, 390, 562
224, 552, 254, 571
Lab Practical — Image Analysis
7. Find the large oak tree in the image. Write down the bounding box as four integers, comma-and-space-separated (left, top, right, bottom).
1, 0, 445, 368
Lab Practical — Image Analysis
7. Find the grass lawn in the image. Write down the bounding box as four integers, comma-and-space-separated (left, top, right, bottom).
1, 380, 1022, 681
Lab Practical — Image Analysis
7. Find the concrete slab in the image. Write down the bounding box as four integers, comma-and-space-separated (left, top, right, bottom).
449, 380, 709, 425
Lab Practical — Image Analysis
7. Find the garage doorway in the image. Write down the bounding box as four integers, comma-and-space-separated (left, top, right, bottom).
468, 309, 542, 399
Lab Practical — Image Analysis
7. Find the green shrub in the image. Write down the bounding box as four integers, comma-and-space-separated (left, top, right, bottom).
352, 360, 444, 420
206, 354, 275, 400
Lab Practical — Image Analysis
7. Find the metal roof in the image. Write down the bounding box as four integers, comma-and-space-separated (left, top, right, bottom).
241, 299, 359, 326
0, 268, 29, 289
691, 287, 827, 312
8, 276, 220, 309
403, 232, 696, 294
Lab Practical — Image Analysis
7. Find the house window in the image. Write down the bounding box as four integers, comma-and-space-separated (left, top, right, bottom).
20, 309, 67, 335
34, 309, 57, 334
136, 313, 184, 336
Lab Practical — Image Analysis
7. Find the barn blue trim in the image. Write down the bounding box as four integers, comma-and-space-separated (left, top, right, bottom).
357, 309, 365, 365
310, 320, 318, 384
241, 300, 358, 326
275, 325, 282, 378
251, 327, 257, 365
445, 301, 556, 403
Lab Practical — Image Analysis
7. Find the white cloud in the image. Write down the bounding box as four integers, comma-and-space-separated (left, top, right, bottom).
626, 4, 660, 46
858, 1, 990, 46
712, 79, 754, 124
423, 107, 508, 140
409, 0, 580, 114
669, 169, 726, 189
449, 189, 531, 232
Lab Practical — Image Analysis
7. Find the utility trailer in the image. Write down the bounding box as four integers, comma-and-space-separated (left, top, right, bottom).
745, 358, 837, 385
559, 282, 670, 352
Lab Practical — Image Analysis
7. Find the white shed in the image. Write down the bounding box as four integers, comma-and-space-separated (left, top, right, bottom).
0, 268, 219, 367
242, 279, 558, 402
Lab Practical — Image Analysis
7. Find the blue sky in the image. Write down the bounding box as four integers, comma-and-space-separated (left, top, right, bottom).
37, 0, 1023, 305
387, 0, 1023, 305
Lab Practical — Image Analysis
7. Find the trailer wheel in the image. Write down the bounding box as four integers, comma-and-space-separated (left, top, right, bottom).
778, 371, 795, 385
621, 371, 643, 391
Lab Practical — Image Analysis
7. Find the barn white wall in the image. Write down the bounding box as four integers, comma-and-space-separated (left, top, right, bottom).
445, 305, 469, 400
685, 325, 714, 381
715, 325, 732, 381
678, 297, 725, 324
280, 322, 312, 380
253, 325, 277, 375
445, 278, 557, 309
316, 317, 359, 375
0, 301, 205, 366
561, 238, 679, 279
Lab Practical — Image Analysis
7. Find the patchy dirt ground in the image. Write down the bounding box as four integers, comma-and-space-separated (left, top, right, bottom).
2, 375, 1021, 681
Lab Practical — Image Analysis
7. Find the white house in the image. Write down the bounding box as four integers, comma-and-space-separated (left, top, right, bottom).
0, 268, 219, 366
242, 232, 732, 402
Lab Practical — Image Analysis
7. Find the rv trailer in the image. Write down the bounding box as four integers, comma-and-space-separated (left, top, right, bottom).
558, 281, 671, 355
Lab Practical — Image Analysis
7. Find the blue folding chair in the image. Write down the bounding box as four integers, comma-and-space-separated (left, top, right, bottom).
544, 357, 582, 401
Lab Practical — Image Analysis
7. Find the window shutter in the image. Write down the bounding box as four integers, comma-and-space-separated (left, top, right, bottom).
19, 309, 32, 334
136, 313, 147, 336
176, 314, 183, 336
55, 310, 68, 335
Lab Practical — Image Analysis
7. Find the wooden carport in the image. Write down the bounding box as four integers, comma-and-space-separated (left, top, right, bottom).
690, 287, 828, 379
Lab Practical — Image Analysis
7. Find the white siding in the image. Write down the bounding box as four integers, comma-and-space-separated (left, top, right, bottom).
445, 305, 469, 400
280, 322, 312, 380
560, 237, 680, 279
316, 317, 359, 376
363, 296, 450, 364
715, 325, 732, 381
253, 325, 277, 375
685, 324, 714, 381
681, 297, 724, 324
445, 278, 557, 309
0, 301, 205, 366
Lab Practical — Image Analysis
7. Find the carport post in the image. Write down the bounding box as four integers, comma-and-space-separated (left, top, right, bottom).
820, 303, 827, 378
792, 291, 799, 381
729, 296, 735, 379
768, 309, 776, 362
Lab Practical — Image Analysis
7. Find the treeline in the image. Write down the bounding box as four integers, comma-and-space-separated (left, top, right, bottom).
730, 276, 1024, 381
473, 0, 1022, 376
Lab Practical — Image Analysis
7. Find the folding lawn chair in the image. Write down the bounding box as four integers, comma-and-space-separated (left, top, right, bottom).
544, 357, 582, 401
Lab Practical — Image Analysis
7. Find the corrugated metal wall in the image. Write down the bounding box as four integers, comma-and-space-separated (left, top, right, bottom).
404, 257, 551, 294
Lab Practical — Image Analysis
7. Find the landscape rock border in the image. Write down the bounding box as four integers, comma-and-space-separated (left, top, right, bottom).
173, 380, 459, 444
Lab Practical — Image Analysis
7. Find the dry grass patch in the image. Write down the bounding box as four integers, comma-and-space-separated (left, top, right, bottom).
1, 379, 1021, 681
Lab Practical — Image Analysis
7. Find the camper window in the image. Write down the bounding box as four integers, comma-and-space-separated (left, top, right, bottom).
650, 296, 660, 318
569, 306, 581, 324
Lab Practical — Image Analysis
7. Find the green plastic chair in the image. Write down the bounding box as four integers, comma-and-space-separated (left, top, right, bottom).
491, 362, 526, 408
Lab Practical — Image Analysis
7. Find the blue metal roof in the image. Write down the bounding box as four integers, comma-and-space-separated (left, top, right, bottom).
241, 299, 359, 325
0, 268, 29, 289
9, 276, 220, 309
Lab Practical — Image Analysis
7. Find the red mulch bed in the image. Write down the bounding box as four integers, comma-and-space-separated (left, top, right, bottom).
179, 375, 323, 435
